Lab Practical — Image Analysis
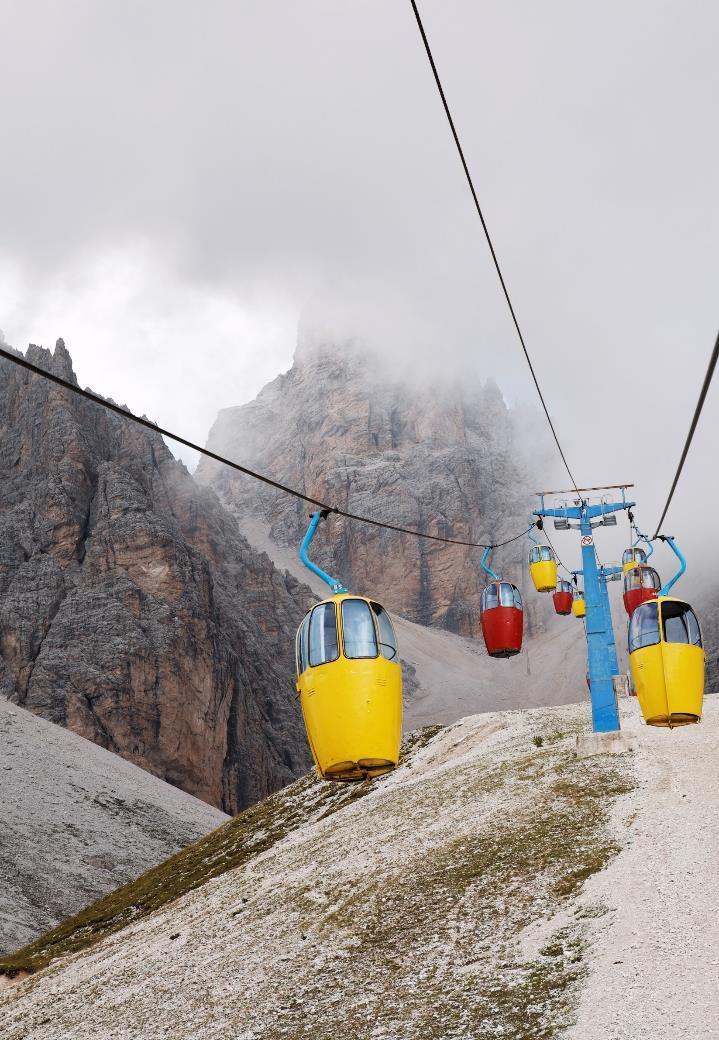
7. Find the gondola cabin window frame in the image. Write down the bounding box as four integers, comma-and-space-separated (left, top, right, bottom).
296, 613, 310, 676
529, 546, 554, 564
341, 598, 379, 660
481, 582, 522, 612
661, 601, 702, 647
628, 601, 660, 652
308, 602, 340, 667
371, 601, 399, 661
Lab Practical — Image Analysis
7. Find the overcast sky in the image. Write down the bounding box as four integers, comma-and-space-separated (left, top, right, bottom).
1, 0, 717, 580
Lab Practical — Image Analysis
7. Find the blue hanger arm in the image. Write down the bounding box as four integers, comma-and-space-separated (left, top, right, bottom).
658, 536, 685, 596
632, 528, 654, 560
480, 545, 499, 582
299, 511, 348, 594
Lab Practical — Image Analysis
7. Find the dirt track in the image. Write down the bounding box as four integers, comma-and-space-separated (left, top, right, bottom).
569, 696, 719, 1039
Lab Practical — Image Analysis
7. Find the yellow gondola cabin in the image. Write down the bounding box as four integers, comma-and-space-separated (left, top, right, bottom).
529, 544, 558, 592
296, 594, 402, 781
572, 591, 586, 619
628, 597, 704, 727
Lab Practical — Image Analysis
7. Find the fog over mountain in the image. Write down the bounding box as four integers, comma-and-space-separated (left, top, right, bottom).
1, 0, 717, 574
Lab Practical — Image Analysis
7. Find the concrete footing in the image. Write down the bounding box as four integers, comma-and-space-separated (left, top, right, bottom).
575, 730, 636, 759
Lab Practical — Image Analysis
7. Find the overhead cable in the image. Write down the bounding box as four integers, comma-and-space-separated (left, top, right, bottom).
407, 0, 581, 496
0, 345, 532, 550
542, 526, 571, 578
653, 329, 719, 538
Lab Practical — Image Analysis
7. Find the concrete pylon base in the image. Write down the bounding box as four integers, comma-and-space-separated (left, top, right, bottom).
576, 730, 637, 759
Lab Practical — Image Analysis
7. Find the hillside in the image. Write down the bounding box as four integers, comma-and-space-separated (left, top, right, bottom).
0, 698, 226, 958
5, 697, 714, 1039
0, 340, 312, 813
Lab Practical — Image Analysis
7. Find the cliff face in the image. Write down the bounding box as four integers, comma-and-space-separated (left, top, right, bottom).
0, 341, 312, 813
197, 338, 543, 638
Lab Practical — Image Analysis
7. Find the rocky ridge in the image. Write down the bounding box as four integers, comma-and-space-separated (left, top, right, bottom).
197, 337, 549, 639
0, 341, 312, 813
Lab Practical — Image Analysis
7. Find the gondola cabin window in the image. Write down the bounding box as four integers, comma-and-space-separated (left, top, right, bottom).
341, 599, 378, 659
296, 613, 310, 675
661, 601, 702, 646
371, 602, 398, 660
481, 585, 499, 611
628, 601, 660, 652
309, 602, 339, 666
501, 584, 522, 609
529, 546, 554, 563
625, 567, 661, 592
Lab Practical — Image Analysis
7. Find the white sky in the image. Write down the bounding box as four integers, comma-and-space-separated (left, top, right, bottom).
1, 0, 717, 582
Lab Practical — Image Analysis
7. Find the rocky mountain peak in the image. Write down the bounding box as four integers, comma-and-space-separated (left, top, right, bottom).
198, 334, 548, 638
0, 341, 312, 813
25, 339, 77, 385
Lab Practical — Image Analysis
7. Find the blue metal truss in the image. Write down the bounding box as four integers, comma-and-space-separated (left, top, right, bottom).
535, 493, 635, 732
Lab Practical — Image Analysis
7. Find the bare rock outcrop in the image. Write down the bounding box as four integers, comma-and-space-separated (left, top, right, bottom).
0, 341, 312, 813
197, 337, 546, 638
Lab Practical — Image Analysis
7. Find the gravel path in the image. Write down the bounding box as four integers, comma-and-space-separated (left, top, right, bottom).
569, 696, 719, 1039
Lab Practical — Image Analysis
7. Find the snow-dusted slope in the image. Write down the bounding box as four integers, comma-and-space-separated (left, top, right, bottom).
0, 699, 227, 957
0, 700, 625, 1037
4, 699, 717, 1039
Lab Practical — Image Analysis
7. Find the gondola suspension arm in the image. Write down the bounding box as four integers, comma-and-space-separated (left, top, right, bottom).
657, 536, 686, 596
299, 511, 348, 595
480, 546, 499, 582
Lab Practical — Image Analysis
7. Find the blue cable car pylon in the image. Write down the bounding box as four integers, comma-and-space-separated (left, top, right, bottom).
534, 486, 636, 733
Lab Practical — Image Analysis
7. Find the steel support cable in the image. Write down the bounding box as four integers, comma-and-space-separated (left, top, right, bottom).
407, 0, 581, 497
653, 329, 719, 538
542, 526, 571, 578
0, 345, 533, 550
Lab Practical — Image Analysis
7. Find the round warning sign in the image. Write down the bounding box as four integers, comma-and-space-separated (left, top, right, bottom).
581, 535, 594, 546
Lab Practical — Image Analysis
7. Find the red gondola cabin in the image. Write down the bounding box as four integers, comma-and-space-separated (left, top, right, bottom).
480, 581, 523, 658
623, 565, 661, 617
553, 579, 574, 616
